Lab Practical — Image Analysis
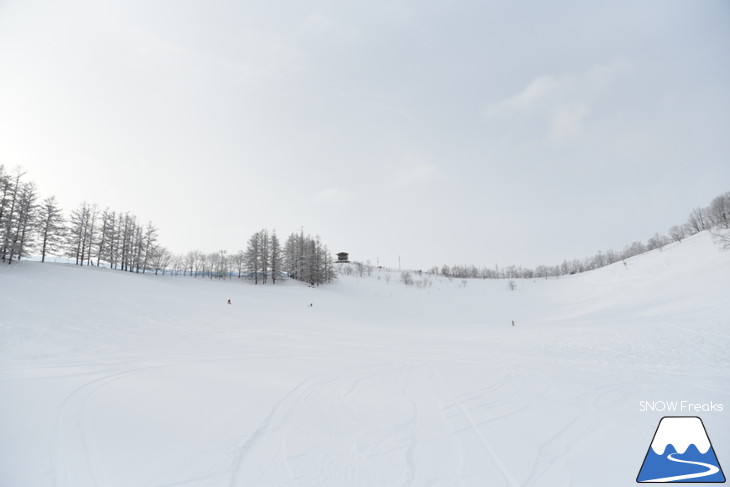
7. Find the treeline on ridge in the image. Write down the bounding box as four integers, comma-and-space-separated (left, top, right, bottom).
436, 191, 730, 280
0, 165, 334, 285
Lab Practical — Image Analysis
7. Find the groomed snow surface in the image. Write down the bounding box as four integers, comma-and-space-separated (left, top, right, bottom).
2, 232, 729, 487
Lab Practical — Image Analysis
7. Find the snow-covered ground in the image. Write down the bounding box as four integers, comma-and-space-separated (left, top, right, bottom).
1, 232, 728, 487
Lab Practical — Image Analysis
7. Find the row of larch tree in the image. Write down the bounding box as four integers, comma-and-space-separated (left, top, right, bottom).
437, 191, 730, 280
0, 165, 336, 285
0, 169, 37, 265
67, 203, 161, 272
168, 230, 334, 285
1, 166, 164, 273
282, 230, 336, 285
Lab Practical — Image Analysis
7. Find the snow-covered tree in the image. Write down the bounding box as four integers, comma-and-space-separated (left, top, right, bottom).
150, 247, 173, 275
668, 224, 687, 243
711, 227, 730, 251
708, 192, 730, 229
283, 230, 334, 285
686, 207, 710, 234
647, 232, 670, 252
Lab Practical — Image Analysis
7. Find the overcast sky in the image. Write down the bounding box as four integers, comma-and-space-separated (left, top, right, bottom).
1, 0, 728, 270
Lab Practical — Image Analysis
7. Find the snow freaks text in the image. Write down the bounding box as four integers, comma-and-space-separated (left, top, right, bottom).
639, 401, 724, 413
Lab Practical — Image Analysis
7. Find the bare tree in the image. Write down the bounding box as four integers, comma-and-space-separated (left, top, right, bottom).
259, 229, 269, 284
150, 247, 173, 275
0, 166, 13, 259
270, 230, 282, 284
170, 254, 185, 276
139, 222, 159, 273
67, 202, 96, 266
711, 228, 730, 251
686, 207, 710, 234
668, 224, 687, 243
37, 196, 66, 262
708, 192, 730, 229
183, 250, 201, 277
647, 232, 670, 251
1, 167, 25, 263
6, 182, 38, 263
95, 208, 115, 267
244, 231, 263, 284
283, 230, 333, 285
401, 271, 413, 286
119, 213, 137, 272
232, 250, 245, 278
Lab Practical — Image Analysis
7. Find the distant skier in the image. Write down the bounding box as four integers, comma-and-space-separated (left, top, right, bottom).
512, 320, 515, 327
227, 299, 231, 305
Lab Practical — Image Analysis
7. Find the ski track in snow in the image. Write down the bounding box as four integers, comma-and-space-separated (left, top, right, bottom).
229, 363, 416, 486
52, 360, 199, 487
54, 365, 152, 487
430, 367, 522, 487
227, 359, 553, 486
50, 355, 281, 487
2, 231, 729, 487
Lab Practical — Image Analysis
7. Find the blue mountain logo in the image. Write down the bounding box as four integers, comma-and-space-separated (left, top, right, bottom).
637, 416, 725, 483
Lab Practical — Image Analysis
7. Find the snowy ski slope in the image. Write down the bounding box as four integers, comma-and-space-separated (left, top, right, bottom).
1, 231, 728, 486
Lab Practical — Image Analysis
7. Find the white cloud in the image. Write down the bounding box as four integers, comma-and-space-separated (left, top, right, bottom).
485, 58, 630, 140
585, 58, 631, 90
485, 75, 560, 117
550, 103, 591, 140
